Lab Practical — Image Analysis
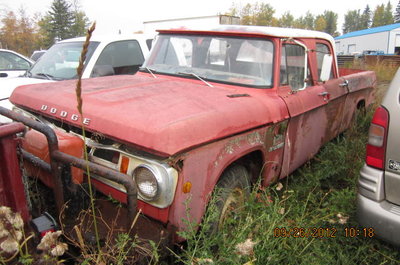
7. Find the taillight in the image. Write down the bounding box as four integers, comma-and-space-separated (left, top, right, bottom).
366, 106, 389, 169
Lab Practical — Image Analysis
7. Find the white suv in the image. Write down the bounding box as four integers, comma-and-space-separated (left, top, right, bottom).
0, 34, 151, 122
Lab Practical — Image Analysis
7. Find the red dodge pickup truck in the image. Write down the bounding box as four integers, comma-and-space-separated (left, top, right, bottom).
1, 26, 375, 245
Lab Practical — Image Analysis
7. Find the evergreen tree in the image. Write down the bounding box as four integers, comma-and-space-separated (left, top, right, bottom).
383, 1, 394, 25
395, 0, 400, 22
38, 0, 90, 47
37, 15, 55, 48
47, 0, 74, 41
360, 5, 372, 28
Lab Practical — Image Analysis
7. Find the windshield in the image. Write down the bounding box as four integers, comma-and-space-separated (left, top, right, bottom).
143, 34, 274, 87
29, 41, 99, 80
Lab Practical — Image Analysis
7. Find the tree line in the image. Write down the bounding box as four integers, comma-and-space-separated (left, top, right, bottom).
0, 0, 90, 56
343, 2, 395, 34
228, 1, 399, 36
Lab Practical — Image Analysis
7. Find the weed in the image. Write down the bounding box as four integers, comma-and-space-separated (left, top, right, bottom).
0, 206, 66, 264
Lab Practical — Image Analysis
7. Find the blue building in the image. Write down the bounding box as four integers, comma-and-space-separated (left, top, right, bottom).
334, 23, 400, 55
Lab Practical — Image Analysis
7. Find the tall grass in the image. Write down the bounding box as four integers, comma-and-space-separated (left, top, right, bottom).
172, 84, 400, 264
348, 58, 398, 83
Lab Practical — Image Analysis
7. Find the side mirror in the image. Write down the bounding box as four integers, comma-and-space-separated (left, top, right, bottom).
0, 73, 8, 78
320, 54, 333, 82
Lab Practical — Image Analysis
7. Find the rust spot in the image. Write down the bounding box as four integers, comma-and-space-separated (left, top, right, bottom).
324, 96, 345, 140
167, 156, 185, 172
214, 130, 266, 168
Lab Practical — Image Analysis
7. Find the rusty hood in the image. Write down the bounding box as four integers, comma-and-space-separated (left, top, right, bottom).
10, 73, 288, 156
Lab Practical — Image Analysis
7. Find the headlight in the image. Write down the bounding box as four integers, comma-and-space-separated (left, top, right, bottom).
96, 154, 178, 208
134, 165, 159, 201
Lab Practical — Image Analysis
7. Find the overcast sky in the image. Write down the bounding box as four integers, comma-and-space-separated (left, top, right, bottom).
0, 0, 398, 35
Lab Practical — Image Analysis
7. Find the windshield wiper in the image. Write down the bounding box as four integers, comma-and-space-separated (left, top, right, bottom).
177, 72, 213, 87
139, 67, 157, 78
34, 73, 55, 80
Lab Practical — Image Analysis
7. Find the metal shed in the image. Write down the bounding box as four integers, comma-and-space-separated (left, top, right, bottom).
335, 23, 400, 55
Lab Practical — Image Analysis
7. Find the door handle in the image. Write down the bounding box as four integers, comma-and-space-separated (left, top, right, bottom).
318, 91, 329, 96
339, 80, 349, 87
318, 91, 330, 101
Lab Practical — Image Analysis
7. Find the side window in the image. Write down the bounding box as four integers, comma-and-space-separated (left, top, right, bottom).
316, 43, 333, 81
92, 40, 145, 77
0, 52, 31, 70
280, 46, 288, 85
281, 44, 307, 90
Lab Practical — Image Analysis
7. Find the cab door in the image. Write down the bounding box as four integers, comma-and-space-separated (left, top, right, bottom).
316, 41, 348, 141
278, 40, 329, 177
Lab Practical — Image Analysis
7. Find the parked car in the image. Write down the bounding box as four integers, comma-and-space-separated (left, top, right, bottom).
30, 50, 47, 61
357, 68, 400, 246
0, 49, 33, 78
0, 34, 151, 122
362, 50, 385, 56
2, 26, 376, 245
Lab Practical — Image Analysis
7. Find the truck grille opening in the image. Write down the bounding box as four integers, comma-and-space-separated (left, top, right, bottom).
92, 148, 120, 164
41, 116, 121, 166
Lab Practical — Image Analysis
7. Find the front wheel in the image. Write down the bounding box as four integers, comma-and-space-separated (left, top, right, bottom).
208, 165, 250, 235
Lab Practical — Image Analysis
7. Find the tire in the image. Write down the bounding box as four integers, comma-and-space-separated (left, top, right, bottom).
208, 165, 250, 235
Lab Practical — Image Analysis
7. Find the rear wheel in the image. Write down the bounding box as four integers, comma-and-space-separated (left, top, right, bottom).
208, 165, 250, 235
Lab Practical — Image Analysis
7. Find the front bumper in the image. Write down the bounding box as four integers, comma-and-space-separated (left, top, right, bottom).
357, 193, 400, 246
0, 106, 137, 227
